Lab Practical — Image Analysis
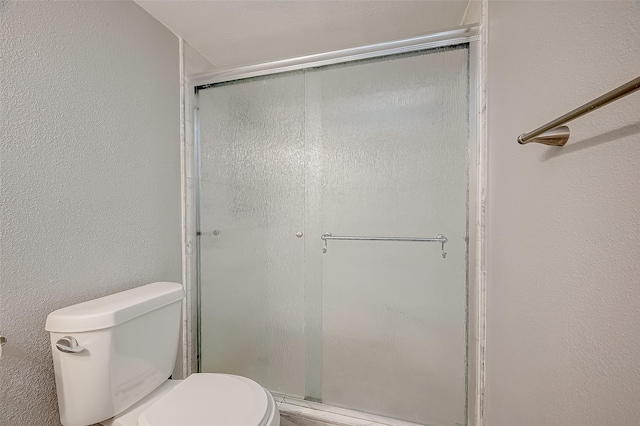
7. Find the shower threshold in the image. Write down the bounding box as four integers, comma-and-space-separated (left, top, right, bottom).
272, 393, 433, 426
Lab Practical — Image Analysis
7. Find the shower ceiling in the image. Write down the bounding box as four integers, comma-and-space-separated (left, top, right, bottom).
134, 0, 476, 72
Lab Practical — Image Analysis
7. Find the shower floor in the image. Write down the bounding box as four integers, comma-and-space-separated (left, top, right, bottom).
273, 393, 428, 426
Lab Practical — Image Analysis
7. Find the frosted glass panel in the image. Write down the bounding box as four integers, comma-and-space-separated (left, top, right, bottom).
198, 73, 306, 397
197, 45, 469, 425
317, 48, 468, 425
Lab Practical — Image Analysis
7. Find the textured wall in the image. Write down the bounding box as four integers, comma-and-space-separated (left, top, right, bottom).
486, 2, 640, 425
0, 1, 180, 425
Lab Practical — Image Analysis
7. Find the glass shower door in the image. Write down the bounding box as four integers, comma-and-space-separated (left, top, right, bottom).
316, 48, 468, 426
197, 45, 469, 426
198, 72, 307, 397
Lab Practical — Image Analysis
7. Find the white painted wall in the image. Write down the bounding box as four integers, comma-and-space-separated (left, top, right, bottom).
0, 1, 180, 424
486, 1, 640, 425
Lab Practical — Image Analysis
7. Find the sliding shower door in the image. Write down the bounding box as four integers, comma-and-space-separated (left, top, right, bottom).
198, 45, 469, 426
315, 48, 468, 426
198, 73, 308, 396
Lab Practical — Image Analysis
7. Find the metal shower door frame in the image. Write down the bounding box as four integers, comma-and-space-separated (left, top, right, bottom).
187, 23, 486, 426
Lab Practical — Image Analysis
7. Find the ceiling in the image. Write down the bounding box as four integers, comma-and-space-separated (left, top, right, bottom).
135, 0, 476, 74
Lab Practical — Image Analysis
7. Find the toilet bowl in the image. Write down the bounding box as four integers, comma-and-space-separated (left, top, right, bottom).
103, 374, 279, 426
46, 282, 279, 426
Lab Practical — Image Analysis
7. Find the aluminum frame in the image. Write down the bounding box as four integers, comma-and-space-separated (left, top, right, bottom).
190, 24, 485, 425
191, 25, 478, 86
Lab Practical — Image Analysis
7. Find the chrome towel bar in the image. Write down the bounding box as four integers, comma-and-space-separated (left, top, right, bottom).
321, 233, 448, 258
518, 76, 640, 146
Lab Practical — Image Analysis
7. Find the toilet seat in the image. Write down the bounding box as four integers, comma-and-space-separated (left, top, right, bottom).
138, 374, 277, 426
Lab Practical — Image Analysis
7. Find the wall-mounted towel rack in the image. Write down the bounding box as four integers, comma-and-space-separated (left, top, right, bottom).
518, 76, 640, 146
321, 232, 448, 258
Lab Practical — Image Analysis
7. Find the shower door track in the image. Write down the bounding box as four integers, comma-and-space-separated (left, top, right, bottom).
188, 22, 486, 426
191, 25, 478, 86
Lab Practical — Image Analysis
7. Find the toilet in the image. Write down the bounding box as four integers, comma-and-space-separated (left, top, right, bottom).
45, 282, 279, 426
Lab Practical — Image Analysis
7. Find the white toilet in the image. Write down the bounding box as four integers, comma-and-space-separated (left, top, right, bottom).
45, 282, 280, 426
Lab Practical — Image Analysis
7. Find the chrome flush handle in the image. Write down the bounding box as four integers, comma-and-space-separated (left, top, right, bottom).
56, 336, 85, 354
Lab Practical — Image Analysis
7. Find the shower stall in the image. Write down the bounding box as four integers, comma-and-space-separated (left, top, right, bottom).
192, 28, 480, 426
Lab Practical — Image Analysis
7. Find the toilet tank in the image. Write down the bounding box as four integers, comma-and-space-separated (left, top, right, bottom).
45, 282, 184, 426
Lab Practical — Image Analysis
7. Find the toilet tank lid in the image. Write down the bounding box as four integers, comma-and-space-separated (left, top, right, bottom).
46, 282, 184, 333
